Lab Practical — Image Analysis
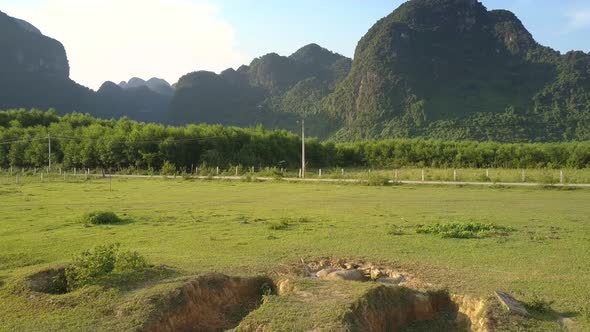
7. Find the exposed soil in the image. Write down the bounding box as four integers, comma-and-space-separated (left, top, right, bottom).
24, 267, 69, 294
140, 273, 273, 332
23, 260, 495, 331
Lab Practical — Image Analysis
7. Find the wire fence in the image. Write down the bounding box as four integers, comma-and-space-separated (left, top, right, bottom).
1, 166, 589, 186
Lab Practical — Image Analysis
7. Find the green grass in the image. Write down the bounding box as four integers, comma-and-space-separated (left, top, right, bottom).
0, 177, 589, 330
415, 222, 514, 239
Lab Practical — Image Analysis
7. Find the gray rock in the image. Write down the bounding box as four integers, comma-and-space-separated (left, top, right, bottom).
316, 268, 338, 278
376, 274, 406, 285
325, 269, 365, 281
495, 291, 529, 316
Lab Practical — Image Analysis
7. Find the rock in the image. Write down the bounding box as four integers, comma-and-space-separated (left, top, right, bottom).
375, 275, 406, 285
316, 268, 338, 278
344, 262, 359, 269
277, 279, 295, 295
370, 268, 383, 280
325, 269, 365, 282
495, 291, 529, 316
388, 273, 406, 284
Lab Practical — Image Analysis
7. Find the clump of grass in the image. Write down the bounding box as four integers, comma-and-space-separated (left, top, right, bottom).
366, 173, 390, 186
387, 225, 406, 236
81, 211, 124, 225
416, 222, 514, 239
524, 294, 555, 314
65, 243, 148, 290
268, 220, 290, 230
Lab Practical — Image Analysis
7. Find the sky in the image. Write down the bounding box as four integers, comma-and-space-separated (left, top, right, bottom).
3, 0, 590, 90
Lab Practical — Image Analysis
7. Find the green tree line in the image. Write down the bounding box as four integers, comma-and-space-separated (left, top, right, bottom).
0, 109, 589, 170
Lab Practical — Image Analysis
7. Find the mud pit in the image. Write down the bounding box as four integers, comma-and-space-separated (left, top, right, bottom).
23, 261, 493, 331
141, 274, 273, 332
137, 260, 492, 332
25, 267, 68, 294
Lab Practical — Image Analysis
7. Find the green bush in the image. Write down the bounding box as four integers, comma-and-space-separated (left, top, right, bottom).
81, 211, 123, 225
65, 244, 148, 289
161, 161, 176, 176
366, 173, 390, 186
416, 222, 514, 239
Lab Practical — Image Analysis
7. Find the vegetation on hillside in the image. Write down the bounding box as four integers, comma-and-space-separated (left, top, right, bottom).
326, 0, 590, 142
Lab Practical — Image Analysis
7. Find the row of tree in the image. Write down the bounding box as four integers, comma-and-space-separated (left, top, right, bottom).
0, 109, 589, 170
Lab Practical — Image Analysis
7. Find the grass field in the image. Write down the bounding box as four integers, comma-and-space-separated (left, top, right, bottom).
0, 178, 589, 331
2, 167, 590, 185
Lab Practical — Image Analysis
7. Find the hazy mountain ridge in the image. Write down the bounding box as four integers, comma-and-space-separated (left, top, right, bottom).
168, 44, 349, 137
1, 1, 589, 142
119, 77, 174, 96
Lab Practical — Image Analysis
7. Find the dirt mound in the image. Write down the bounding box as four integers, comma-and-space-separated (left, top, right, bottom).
24, 267, 68, 294
345, 287, 459, 331
141, 274, 274, 332
238, 278, 493, 332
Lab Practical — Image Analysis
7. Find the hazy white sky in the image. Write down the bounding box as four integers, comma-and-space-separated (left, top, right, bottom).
4, 0, 249, 90
4, 0, 590, 90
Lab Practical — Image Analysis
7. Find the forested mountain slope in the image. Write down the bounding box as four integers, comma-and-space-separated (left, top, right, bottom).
327, 0, 590, 142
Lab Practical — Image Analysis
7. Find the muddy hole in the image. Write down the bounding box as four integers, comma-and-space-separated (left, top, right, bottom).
25, 267, 69, 295
141, 273, 274, 332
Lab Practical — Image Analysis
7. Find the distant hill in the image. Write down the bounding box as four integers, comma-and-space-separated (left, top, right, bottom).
1, 1, 589, 142
96, 81, 171, 122
169, 44, 350, 137
0, 10, 95, 113
119, 77, 174, 96
326, 0, 590, 141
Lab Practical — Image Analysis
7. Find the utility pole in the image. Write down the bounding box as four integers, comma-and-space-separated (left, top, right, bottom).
301, 119, 306, 179
48, 133, 51, 171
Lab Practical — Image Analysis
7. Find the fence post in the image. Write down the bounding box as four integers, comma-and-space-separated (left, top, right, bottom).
486, 169, 489, 178
235, 166, 239, 176
251, 166, 255, 173
74, 168, 77, 176
421, 169, 425, 182
10, 166, 13, 175
319, 169, 322, 177
341, 168, 344, 176
216, 166, 219, 176
560, 170, 564, 184
299, 168, 302, 178
394, 169, 398, 181
59, 168, 62, 175
522, 169, 526, 182
453, 169, 457, 182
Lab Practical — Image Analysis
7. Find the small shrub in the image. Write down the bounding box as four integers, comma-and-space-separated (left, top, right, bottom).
161, 161, 177, 176
416, 222, 514, 239
65, 244, 148, 289
387, 225, 405, 236
366, 173, 390, 186
116, 250, 148, 272
81, 211, 123, 225
476, 174, 491, 182
524, 294, 554, 314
